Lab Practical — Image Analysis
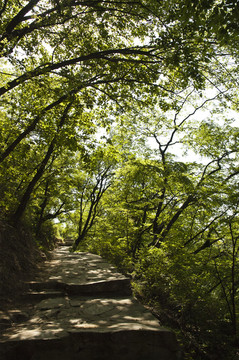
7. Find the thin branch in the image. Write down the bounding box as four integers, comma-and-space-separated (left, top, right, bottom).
163, 89, 228, 154
184, 210, 227, 246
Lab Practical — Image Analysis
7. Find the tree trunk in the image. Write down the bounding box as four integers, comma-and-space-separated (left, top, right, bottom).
11, 102, 72, 225
11, 142, 55, 225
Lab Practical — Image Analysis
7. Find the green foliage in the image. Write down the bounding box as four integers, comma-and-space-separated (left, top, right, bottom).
85, 235, 133, 274
35, 221, 59, 252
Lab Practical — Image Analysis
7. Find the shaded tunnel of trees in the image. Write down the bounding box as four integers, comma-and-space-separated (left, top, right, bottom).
1, 1, 239, 359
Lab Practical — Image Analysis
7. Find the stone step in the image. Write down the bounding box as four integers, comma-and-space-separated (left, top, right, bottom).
27, 281, 64, 291
0, 296, 179, 360
0, 329, 179, 360
0, 250, 180, 359
65, 278, 132, 296
23, 290, 65, 301
27, 278, 131, 297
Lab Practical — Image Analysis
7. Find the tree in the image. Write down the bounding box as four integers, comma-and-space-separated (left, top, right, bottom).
83, 84, 239, 358
70, 145, 119, 250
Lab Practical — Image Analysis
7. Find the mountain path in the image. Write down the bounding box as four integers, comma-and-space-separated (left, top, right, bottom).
0, 243, 179, 360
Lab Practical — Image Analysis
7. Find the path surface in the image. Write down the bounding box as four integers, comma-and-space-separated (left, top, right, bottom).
0, 243, 179, 360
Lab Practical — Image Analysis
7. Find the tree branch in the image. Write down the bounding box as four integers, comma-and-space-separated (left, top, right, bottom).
4, 0, 41, 34
0, 47, 159, 96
